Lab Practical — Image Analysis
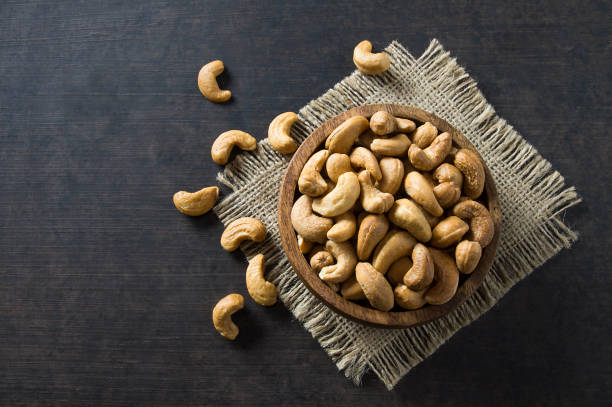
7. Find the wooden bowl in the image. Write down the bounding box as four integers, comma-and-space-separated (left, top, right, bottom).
278, 104, 501, 328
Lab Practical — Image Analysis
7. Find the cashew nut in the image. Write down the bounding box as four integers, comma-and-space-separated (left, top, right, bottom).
211, 130, 257, 165
412, 122, 438, 148
356, 129, 377, 149
298, 149, 329, 197
325, 115, 370, 154
291, 195, 333, 244
220, 217, 267, 251
212, 293, 244, 340
198, 60, 231, 103
352, 40, 390, 75
246, 254, 277, 306
358, 171, 394, 214
369, 111, 416, 135
387, 198, 432, 242
455, 240, 482, 274
452, 200, 494, 248
394, 285, 427, 310
340, 275, 366, 300
403, 243, 434, 290
357, 213, 390, 260
454, 149, 485, 199
312, 171, 360, 217
433, 163, 463, 188
297, 234, 313, 254
268, 112, 298, 154
310, 249, 334, 273
430, 216, 469, 248
424, 248, 459, 305
408, 132, 452, 171
327, 211, 357, 242
355, 262, 394, 311
319, 240, 358, 283
404, 171, 444, 217
370, 133, 411, 156
433, 182, 462, 208
387, 256, 413, 286
371, 229, 417, 274
173, 186, 218, 216
350, 147, 382, 181
325, 153, 353, 183
376, 158, 404, 195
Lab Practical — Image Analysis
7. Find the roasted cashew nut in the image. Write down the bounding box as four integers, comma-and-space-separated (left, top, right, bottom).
246, 254, 277, 306
430, 215, 469, 248
327, 211, 357, 242
387, 256, 413, 286
352, 40, 390, 75
371, 229, 417, 274
198, 60, 231, 103
356, 262, 394, 311
350, 147, 382, 181
376, 157, 404, 195
371, 133, 411, 156
268, 112, 299, 154
318, 240, 358, 284
387, 198, 432, 243
454, 149, 485, 199
358, 171, 395, 214
433, 182, 462, 208
173, 186, 218, 216
312, 171, 360, 217
340, 275, 366, 300
433, 163, 463, 188
452, 200, 495, 248
220, 217, 267, 251
424, 248, 460, 305
310, 249, 334, 273
412, 122, 438, 148
403, 243, 434, 290
297, 234, 313, 254
369, 111, 416, 135
455, 240, 482, 274
325, 153, 353, 183
211, 130, 257, 165
408, 132, 452, 171
404, 171, 444, 217
357, 214, 390, 260
394, 285, 427, 310
325, 115, 370, 154
291, 195, 333, 244
212, 293, 244, 340
298, 149, 329, 197
356, 129, 377, 150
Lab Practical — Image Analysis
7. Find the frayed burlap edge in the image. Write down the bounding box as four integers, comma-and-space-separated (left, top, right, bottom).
213, 39, 581, 390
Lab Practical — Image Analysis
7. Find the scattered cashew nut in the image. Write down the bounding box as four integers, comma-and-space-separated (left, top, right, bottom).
455, 240, 482, 274
371, 229, 417, 274
358, 170, 394, 214
452, 199, 495, 248
355, 262, 394, 311
424, 248, 460, 305
211, 130, 257, 165
454, 149, 485, 199
173, 186, 218, 216
246, 254, 277, 306
319, 240, 358, 284
350, 147, 382, 181
291, 195, 333, 244
198, 60, 231, 103
408, 132, 452, 171
327, 211, 357, 242
268, 112, 299, 154
370, 133, 411, 156
312, 171, 360, 217
352, 40, 390, 75
387, 198, 432, 242
325, 115, 370, 154
298, 149, 329, 197
404, 171, 444, 217
212, 293, 244, 340
430, 215, 469, 248
220, 217, 267, 251
403, 243, 435, 290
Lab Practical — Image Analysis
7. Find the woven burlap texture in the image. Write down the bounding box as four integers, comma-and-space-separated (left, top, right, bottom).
213, 40, 580, 390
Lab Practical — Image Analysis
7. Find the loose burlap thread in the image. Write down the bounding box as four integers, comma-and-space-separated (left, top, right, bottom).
213, 40, 580, 390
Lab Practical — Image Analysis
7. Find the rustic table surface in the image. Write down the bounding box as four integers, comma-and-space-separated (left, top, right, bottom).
1, 1, 610, 406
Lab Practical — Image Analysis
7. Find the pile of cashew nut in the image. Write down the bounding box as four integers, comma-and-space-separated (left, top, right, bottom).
290, 111, 494, 311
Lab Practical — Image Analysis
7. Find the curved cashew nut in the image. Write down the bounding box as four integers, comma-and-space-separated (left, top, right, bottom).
394, 285, 427, 310
433, 182, 462, 208
298, 149, 329, 197
376, 157, 404, 195
268, 112, 298, 154
424, 248, 460, 305
454, 149, 485, 199
297, 234, 313, 254
387, 256, 413, 286
357, 214, 390, 260
371, 229, 417, 274
212, 293, 244, 340
312, 171, 360, 217
319, 240, 358, 284
356, 262, 394, 311
173, 186, 218, 216
452, 200, 495, 248
340, 275, 366, 300
291, 195, 333, 244
430, 215, 469, 248
327, 211, 357, 242
404, 171, 444, 217
387, 198, 432, 242
350, 147, 382, 181
352, 40, 390, 75
403, 243, 434, 290
356, 129, 377, 149
358, 171, 394, 214
246, 254, 277, 306
408, 132, 452, 171
310, 249, 334, 273
325, 115, 370, 154
433, 163, 463, 188
220, 217, 267, 251
211, 130, 257, 165
198, 60, 231, 103
325, 153, 353, 183
412, 122, 438, 148
455, 240, 482, 274
369, 111, 416, 135
370, 133, 411, 156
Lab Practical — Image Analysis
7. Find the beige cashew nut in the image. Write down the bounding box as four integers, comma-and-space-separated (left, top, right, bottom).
325, 115, 370, 154
412, 122, 438, 148
198, 60, 231, 103
376, 158, 404, 195
246, 254, 277, 306
350, 147, 382, 181
291, 195, 333, 244
387, 256, 413, 287
220, 217, 267, 251
433, 182, 462, 208
371, 229, 417, 274
355, 262, 394, 311
369, 111, 416, 135
454, 149, 485, 199
327, 211, 357, 242
312, 171, 360, 217
394, 285, 427, 310
352, 40, 390, 75
268, 112, 299, 154
430, 216, 469, 248
310, 249, 334, 273
319, 240, 358, 284
424, 248, 460, 305
433, 163, 463, 188
370, 133, 411, 156
402, 243, 435, 290
211, 130, 257, 165
356, 214, 390, 260
340, 275, 366, 300
212, 293, 244, 340
297, 234, 313, 254
452, 200, 495, 248
298, 149, 329, 197
173, 186, 218, 216
455, 240, 482, 274
325, 153, 353, 183
408, 132, 452, 171
358, 171, 394, 214
404, 171, 444, 217
387, 198, 432, 242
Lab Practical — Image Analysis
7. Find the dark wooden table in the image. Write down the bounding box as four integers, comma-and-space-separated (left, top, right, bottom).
1, 1, 610, 405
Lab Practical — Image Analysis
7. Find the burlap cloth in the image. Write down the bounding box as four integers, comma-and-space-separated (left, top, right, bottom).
213, 40, 580, 390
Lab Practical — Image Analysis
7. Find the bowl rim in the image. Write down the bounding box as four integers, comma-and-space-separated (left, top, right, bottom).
277, 104, 502, 329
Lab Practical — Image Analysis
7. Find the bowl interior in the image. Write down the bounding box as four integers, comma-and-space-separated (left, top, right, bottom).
278, 104, 501, 328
